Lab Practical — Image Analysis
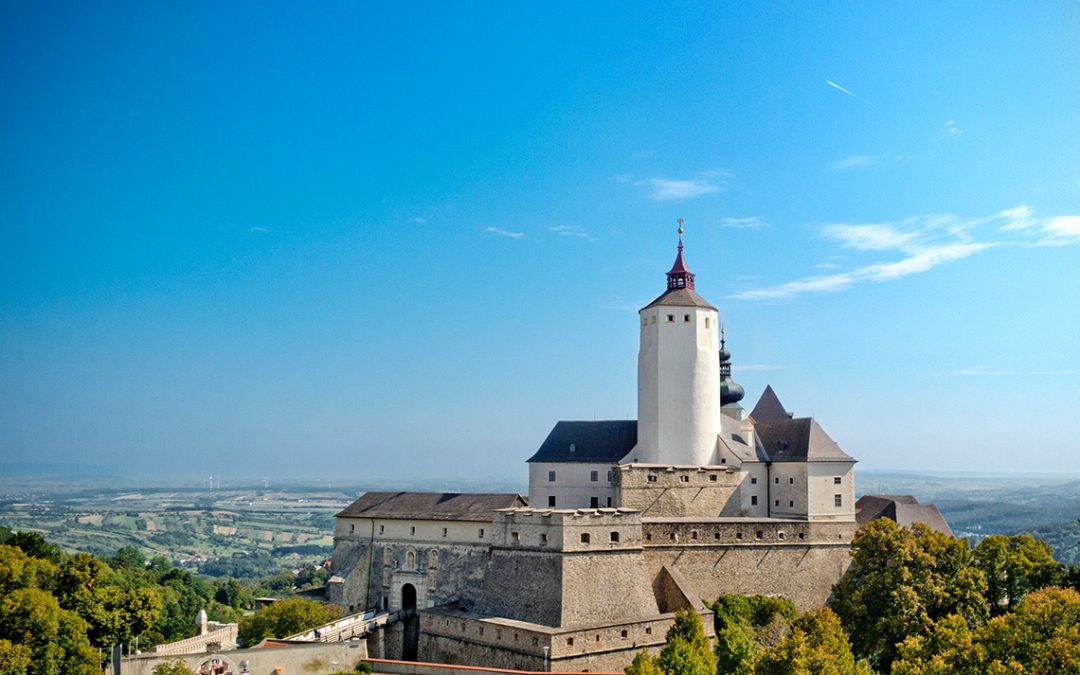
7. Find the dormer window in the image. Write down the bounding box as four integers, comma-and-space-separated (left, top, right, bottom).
569, 443, 576, 454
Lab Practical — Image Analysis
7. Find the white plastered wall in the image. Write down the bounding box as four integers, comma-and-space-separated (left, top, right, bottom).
528, 462, 617, 509
806, 462, 856, 521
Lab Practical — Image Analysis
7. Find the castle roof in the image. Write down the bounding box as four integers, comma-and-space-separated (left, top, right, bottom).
749, 385, 792, 422
527, 420, 637, 463
642, 287, 718, 310
754, 416, 855, 463
856, 495, 953, 536
337, 491, 526, 522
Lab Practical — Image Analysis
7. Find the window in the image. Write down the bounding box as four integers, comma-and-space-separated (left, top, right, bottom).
710, 473, 718, 480
548, 496, 556, 507
569, 443, 576, 453
680, 475, 689, 483
410, 526, 416, 535
834, 476, 842, 484
775, 500, 780, 507
511, 531, 520, 543
719, 459, 726, 465
798, 533, 805, 540
548, 470, 556, 482
789, 477, 794, 484
580, 533, 590, 544
607, 470, 613, 482
666, 314, 674, 322
590, 470, 598, 482
479, 528, 485, 538
751, 477, 758, 485
650, 315, 656, 324
350, 524, 354, 533
751, 496, 758, 506
691, 530, 699, 540
683, 314, 690, 322
642, 317, 647, 327
540, 533, 548, 544
621, 629, 628, 639
778, 532, 785, 540
596, 635, 601, 642
610, 531, 620, 543
775, 477, 780, 484
383, 597, 389, 610
834, 494, 843, 507
442, 527, 448, 537
789, 501, 794, 507
379, 525, 384, 534
590, 497, 599, 508
567, 638, 574, 646
735, 532, 743, 540
645, 627, 652, 635
647, 474, 657, 483
705, 317, 710, 328
756, 531, 764, 540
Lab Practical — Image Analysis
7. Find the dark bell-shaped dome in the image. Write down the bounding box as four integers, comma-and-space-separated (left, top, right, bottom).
718, 330, 744, 406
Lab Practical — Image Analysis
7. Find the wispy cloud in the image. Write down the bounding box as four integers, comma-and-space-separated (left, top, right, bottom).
636, 170, 732, 201
486, 226, 524, 239
932, 365, 1008, 377
826, 80, 864, 102
731, 205, 1080, 301
940, 119, 962, 138
549, 225, 592, 239
413, 217, 428, 224
248, 226, 268, 233
720, 216, 767, 229
831, 153, 908, 170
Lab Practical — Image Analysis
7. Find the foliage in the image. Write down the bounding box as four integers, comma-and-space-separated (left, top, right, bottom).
754, 607, 873, 675
6, 532, 62, 564
656, 610, 715, 675
624, 650, 663, 675
214, 578, 253, 610
0, 639, 33, 675
893, 587, 1080, 674
0, 586, 97, 675
974, 534, 1062, 614
354, 662, 373, 674
829, 519, 987, 672
237, 598, 339, 646
711, 594, 798, 673
152, 658, 193, 675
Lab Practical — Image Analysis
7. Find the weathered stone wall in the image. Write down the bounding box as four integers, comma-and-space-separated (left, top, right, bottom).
125, 641, 367, 675
616, 465, 743, 517
474, 548, 563, 625
559, 552, 659, 625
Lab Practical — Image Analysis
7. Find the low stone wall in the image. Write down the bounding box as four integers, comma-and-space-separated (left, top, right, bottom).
364, 657, 620, 675
124, 640, 367, 675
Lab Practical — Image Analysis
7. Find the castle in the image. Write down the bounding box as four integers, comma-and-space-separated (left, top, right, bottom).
327, 228, 858, 671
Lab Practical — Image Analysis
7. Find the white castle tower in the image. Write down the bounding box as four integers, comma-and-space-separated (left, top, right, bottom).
629, 222, 722, 466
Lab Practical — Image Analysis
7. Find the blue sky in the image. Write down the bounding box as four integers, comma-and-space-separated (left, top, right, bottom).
2, 1, 1079, 483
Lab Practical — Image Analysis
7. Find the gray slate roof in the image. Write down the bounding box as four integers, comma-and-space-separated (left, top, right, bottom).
642, 287, 717, 311
754, 417, 854, 462
337, 492, 526, 522
749, 385, 792, 422
718, 420, 769, 463
856, 495, 954, 536
527, 420, 637, 464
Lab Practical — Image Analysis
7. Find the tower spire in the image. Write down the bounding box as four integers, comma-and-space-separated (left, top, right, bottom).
666, 218, 695, 290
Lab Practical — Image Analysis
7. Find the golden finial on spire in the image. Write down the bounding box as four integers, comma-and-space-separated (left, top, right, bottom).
677, 217, 684, 236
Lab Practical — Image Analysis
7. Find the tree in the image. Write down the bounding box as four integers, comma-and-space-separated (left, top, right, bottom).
0, 545, 58, 596
656, 610, 715, 675
754, 608, 873, 675
974, 534, 1062, 614
0, 639, 33, 675
152, 658, 193, 675
237, 598, 339, 646
111, 546, 146, 572
829, 519, 987, 672
6, 532, 62, 564
214, 579, 252, 610
624, 650, 663, 675
0, 587, 97, 675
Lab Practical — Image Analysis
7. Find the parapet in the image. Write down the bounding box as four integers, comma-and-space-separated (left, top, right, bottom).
490, 507, 644, 551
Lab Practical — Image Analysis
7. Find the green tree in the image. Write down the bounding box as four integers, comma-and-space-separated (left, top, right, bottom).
110, 546, 146, 571
0, 587, 96, 675
754, 607, 872, 675
6, 532, 62, 564
152, 658, 193, 675
829, 519, 987, 672
237, 598, 339, 646
80, 585, 163, 648
0, 639, 33, 675
0, 545, 58, 596
974, 534, 1062, 614
714, 623, 758, 675
624, 650, 663, 675
214, 579, 252, 610
656, 610, 715, 675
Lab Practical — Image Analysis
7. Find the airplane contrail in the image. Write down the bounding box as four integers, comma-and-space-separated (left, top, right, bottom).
826, 80, 862, 101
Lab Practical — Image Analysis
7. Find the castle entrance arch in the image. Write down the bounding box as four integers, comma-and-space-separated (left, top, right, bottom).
401, 583, 419, 660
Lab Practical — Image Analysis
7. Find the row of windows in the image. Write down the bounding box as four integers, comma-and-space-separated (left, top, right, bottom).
642, 314, 713, 327
371, 524, 486, 539
646, 473, 720, 483
383, 548, 439, 568
772, 476, 844, 484
643, 529, 806, 542
546, 496, 613, 508
547, 470, 614, 482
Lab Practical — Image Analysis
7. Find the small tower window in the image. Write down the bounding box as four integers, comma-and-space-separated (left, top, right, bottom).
751, 496, 758, 505
442, 527, 448, 537
650, 315, 656, 324
834, 476, 842, 484
610, 531, 620, 543
789, 477, 794, 484
511, 531, 520, 543
590, 497, 599, 508
350, 524, 354, 533
580, 533, 590, 544
735, 531, 743, 540
647, 474, 657, 483
683, 314, 690, 322
789, 501, 794, 507
751, 477, 758, 485
479, 528, 485, 538
756, 531, 764, 540
666, 314, 674, 322
705, 317, 710, 328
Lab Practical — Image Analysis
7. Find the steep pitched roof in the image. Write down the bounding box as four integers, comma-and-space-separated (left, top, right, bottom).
855, 495, 953, 537
749, 385, 792, 422
527, 420, 637, 463
718, 417, 769, 463
754, 417, 854, 462
336, 492, 526, 521
642, 287, 717, 311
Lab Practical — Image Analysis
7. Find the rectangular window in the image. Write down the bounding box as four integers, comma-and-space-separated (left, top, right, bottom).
751, 496, 758, 505
410, 526, 416, 535
751, 477, 758, 485
606, 497, 612, 507
775, 477, 780, 484
540, 533, 548, 544
511, 531, 520, 543
775, 500, 780, 507
548, 470, 556, 482
719, 458, 726, 465
548, 496, 556, 507
710, 474, 718, 481
479, 528, 485, 538
590, 470, 598, 482
607, 470, 613, 482
683, 314, 690, 322
835, 494, 843, 507
647, 474, 657, 483
834, 476, 842, 484
379, 525, 384, 534
789, 501, 794, 507
679, 475, 689, 483
442, 527, 448, 537
789, 477, 794, 484
590, 497, 599, 508
705, 317, 710, 328
666, 314, 674, 322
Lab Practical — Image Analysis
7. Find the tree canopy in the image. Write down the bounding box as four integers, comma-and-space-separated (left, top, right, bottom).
237, 598, 339, 646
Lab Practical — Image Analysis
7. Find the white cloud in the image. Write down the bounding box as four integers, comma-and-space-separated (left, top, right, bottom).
860, 242, 995, 281
636, 170, 732, 201
1042, 215, 1080, 244
732, 272, 857, 300
720, 216, 767, 229
248, 226, 268, 233
941, 120, 962, 138
413, 217, 428, 224
825, 80, 863, 102
486, 226, 524, 239
996, 205, 1038, 231
831, 154, 908, 170
932, 365, 1007, 377
549, 225, 592, 239
823, 224, 920, 251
